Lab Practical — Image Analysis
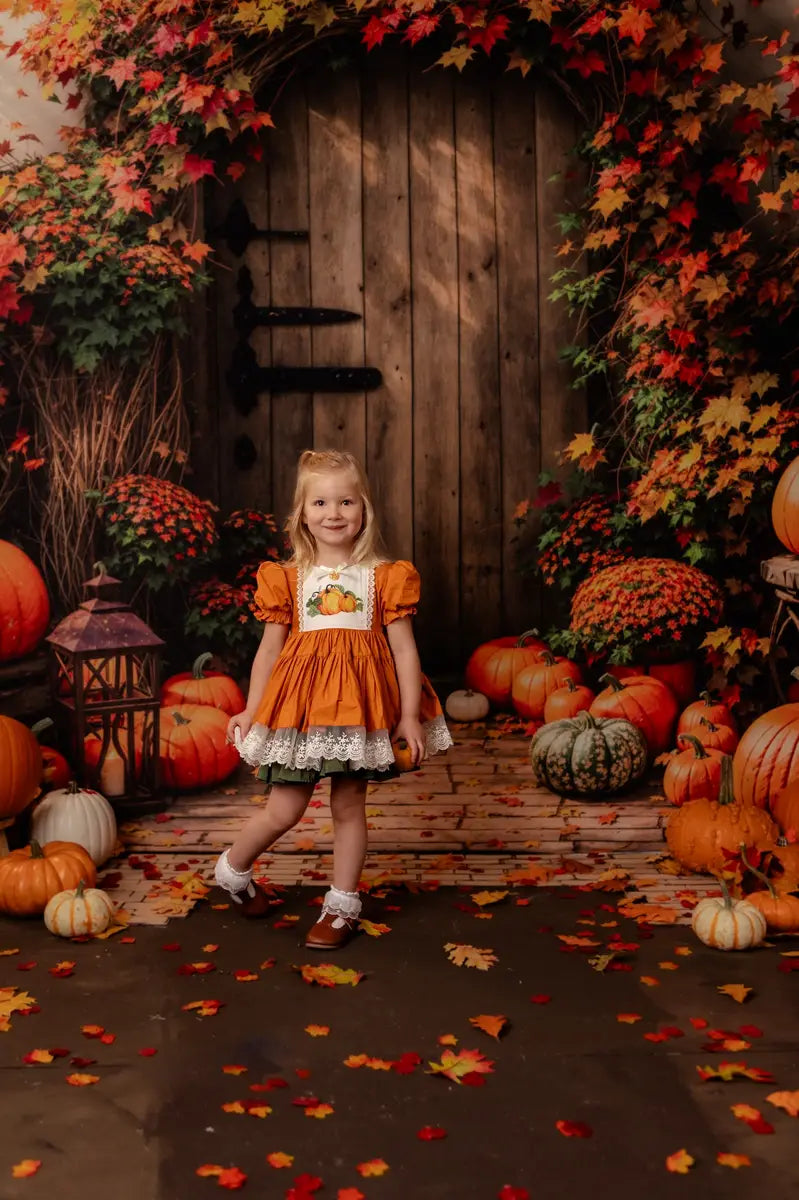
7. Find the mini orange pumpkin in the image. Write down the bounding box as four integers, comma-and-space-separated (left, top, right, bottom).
543, 678, 595, 723
677, 691, 736, 736
741, 847, 799, 933
391, 737, 420, 773
464, 631, 549, 709
694, 717, 739, 755
512, 652, 582, 721
0, 839, 97, 917
663, 733, 724, 808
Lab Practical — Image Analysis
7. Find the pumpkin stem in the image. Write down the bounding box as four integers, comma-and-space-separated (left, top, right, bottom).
31, 717, 54, 739
699, 691, 714, 705
192, 652, 214, 679
172, 711, 192, 726
75, 879, 86, 899
539, 651, 556, 666
29, 839, 45, 859
739, 844, 777, 898
599, 673, 625, 692
563, 678, 578, 693
517, 629, 542, 648
699, 717, 719, 732
677, 733, 709, 759
67, 779, 80, 794
716, 875, 734, 909
717, 755, 735, 806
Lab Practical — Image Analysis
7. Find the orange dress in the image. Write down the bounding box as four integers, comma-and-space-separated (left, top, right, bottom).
236, 559, 453, 774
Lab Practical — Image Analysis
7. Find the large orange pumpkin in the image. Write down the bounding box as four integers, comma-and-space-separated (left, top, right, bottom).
0, 839, 97, 916
161, 652, 246, 717
158, 705, 240, 790
732, 703, 799, 810
665, 755, 779, 874
663, 733, 724, 807
0, 540, 50, 662
543, 678, 595, 723
771, 456, 799, 553
0, 715, 42, 819
511, 652, 582, 721
677, 692, 736, 736
771, 778, 799, 836
646, 660, 697, 708
589, 673, 678, 757
464, 631, 548, 708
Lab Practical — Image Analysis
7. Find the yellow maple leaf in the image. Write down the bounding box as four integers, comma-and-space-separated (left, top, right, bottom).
701, 626, 733, 651
305, 1025, 330, 1037
592, 186, 630, 218
523, 0, 553, 23
444, 943, 498, 970
437, 46, 474, 71
297, 963, 364, 987
438, 1033, 458, 1046
65, 1073, 100, 1086
305, 1103, 334, 1119
470, 890, 509, 907
222, 1101, 246, 1114
766, 1090, 799, 1117
468, 1014, 508, 1040
11, 1160, 42, 1179
357, 1159, 390, 1177
746, 82, 778, 115
665, 1149, 695, 1174
674, 112, 703, 143
717, 983, 752, 1004
359, 920, 391, 937
693, 274, 730, 305
616, 1013, 642, 1024
717, 1153, 750, 1169
731, 1103, 761, 1122
222, 1065, 247, 1075
718, 81, 744, 105
759, 191, 783, 213
506, 49, 532, 77
266, 1152, 294, 1168
427, 1046, 495, 1084
0, 988, 36, 1021
25, 1048, 53, 1064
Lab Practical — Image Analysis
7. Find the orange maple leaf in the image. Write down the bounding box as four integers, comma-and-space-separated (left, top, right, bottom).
665, 1149, 695, 1174
356, 1159, 390, 1178
717, 1153, 751, 1169
11, 1160, 42, 1178
468, 1014, 508, 1040
427, 1047, 495, 1084
65, 1073, 100, 1086
265, 1152, 294, 1168
766, 1090, 799, 1117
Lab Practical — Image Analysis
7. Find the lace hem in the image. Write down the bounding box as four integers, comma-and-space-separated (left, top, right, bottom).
236, 714, 453, 771
320, 887, 362, 922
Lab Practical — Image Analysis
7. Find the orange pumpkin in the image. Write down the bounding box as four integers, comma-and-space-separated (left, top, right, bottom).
677, 691, 736, 736
663, 733, 724, 807
0, 839, 97, 916
161, 652, 246, 717
0, 540, 50, 662
511, 652, 582, 721
31, 718, 71, 791
665, 756, 779, 874
732, 703, 799, 810
589, 673, 678, 757
694, 717, 739, 755
0, 715, 42, 819
741, 848, 799, 932
391, 737, 420, 773
464, 631, 549, 709
771, 455, 799, 554
771, 778, 799, 836
158, 706, 240, 790
543, 678, 595, 723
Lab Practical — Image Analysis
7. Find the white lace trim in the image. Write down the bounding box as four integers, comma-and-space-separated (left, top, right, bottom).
319, 887, 362, 924
214, 850, 252, 894
236, 714, 453, 771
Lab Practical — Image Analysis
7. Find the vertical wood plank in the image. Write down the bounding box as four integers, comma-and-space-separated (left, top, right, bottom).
185, 184, 220, 507
267, 79, 313, 527
362, 51, 413, 562
494, 76, 542, 633
455, 78, 502, 658
409, 68, 460, 670
536, 83, 586, 475
307, 70, 366, 460
211, 176, 246, 516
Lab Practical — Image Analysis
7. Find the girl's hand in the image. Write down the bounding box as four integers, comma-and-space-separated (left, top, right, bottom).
226, 710, 253, 745
393, 716, 426, 765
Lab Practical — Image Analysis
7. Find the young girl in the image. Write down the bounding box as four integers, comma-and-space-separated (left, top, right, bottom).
214, 449, 453, 949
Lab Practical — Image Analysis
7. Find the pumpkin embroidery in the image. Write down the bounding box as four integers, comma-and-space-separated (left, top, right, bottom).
306, 584, 363, 618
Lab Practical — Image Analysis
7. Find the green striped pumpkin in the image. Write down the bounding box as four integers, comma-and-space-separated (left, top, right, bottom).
530, 711, 648, 796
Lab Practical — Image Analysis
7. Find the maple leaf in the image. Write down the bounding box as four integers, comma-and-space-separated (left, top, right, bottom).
666, 1149, 694, 1174
717, 1153, 751, 1168
437, 46, 474, 71
356, 1159, 389, 1177
217, 1166, 247, 1189
266, 1152, 294, 1168
592, 187, 629, 218
196, 1165, 223, 1177
296, 963, 364, 987
11, 1160, 41, 1178
471, 890, 508, 906
23, 1049, 53, 1065
731, 1103, 774, 1133
766, 1090, 799, 1117
717, 983, 752, 1004
65, 1073, 100, 1086
105, 56, 138, 89
417, 1126, 447, 1140
616, 5, 655, 45
359, 920, 390, 937
697, 1061, 774, 1083
182, 155, 216, 184
468, 1014, 508, 1040
427, 1047, 495, 1084
617, 1013, 642, 1023
444, 943, 497, 970
555, 1120, 593, 1138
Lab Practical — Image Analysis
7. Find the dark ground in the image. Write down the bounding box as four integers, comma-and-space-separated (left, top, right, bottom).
2, 884, 798, 1200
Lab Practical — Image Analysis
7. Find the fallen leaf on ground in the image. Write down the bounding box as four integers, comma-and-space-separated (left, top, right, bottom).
470, 890, 508, 906
22, 1049, 53, 1064
138, 1048, 157, 1057
217, 1166, 247, 1189
0, 949, 19, 956
80, 1024, 104, 1038
232, 970, 258, 982
617, 1013, 642, 1024
444, 943, 497, 970
182, 1000, 225, 1017
223, 1065, 247, 1076
530, 994, 551, 1005
306, 1103, 334, 1119
202, 944, 219, 953
640, 976, 660, 987
427, 1047, 495, 1085
417, 1126, 447, 1140
731, 1103, 774, 1133
196, 1166, 222, 1178
305, 1025, 330, 1037
558, 934, 600, 947
468, 1014, 508, 1040
665, 1149, 694, 1174
337, 1190, 365, 1200
717, 1153, 751, 1168
65, 1073, 99, 1086
555, 1120, 592, 1138
718, 984, 752, 1004
49, 961, 75, 978
11, 1160, 41, 1178
697, 1061, 774, 1083
295, 963, 363, 987
356, 1160, 389, 1178
766, 1090, 799, 1117
266, 1152, 294, 1168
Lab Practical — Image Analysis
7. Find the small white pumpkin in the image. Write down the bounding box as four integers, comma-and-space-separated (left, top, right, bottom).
691, 880, 767, 950
31, 780, 117, 866
445, 688, 490, 723
44, 879, 115, 937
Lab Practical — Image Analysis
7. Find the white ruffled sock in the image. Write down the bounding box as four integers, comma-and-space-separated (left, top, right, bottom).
318, 887, 362, 928
214, 850, 257, 904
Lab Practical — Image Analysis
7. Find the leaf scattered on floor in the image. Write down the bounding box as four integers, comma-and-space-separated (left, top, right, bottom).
11, 1159, 41, 1178
427, 1047, 495, 1085
718, 984, 752, 1003
555, 1120, 593, 1138
665, 1149, 694, 1174
444, 943, 497, 970
717, 1153, 751, 1168
468, 1014, 508, 1040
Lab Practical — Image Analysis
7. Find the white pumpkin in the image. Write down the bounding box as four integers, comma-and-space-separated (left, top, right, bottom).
691, 883, 767, 950
31, 780, 117, 866
44, 880, 115, 937
445, 688, 490, 723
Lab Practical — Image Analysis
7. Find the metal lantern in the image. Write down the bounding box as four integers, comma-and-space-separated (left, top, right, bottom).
46, 567, 165, 815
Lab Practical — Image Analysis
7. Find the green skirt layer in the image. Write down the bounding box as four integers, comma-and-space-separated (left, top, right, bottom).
255, 758, 400, 786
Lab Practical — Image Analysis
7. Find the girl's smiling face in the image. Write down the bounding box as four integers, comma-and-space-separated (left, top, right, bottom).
303, 470, 364, 560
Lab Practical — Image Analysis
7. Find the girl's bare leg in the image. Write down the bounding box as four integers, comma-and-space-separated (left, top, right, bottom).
227, 782, 315, 871
329, 775, 369, 891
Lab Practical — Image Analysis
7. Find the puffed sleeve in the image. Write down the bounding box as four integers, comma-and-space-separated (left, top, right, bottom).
379, 560, 421, 624
251, 562, 292, 624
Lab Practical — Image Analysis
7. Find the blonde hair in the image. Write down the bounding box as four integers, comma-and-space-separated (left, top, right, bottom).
285, 449, 387, 573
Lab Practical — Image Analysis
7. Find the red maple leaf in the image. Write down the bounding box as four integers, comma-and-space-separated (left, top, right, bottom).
361, 15, 392, 50
105, 56, 138, 89
565, 50, 608, 78
404, 14, 440, 44
146, 122, 178, 148
152, 23, 182, 57
181, 155, 216, 183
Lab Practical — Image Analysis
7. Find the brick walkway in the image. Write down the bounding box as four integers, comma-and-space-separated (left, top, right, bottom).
107, 719, 719, 925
